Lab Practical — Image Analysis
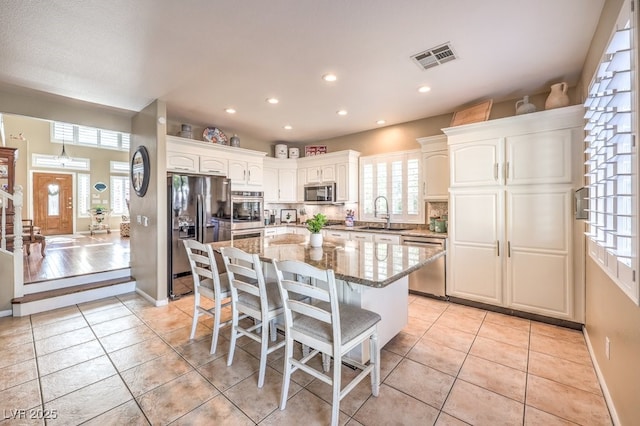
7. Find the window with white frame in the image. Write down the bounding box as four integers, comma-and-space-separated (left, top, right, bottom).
32, 153, 90, 171
110, 161, 129, 174
360, 150, 423, 223
51, 122, 130, 152
77, 174, 91, 217
584, 0, 638, 304
110, 176, 130, 215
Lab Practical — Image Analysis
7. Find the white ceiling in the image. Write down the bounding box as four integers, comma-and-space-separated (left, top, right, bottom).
0, 0, 605, 144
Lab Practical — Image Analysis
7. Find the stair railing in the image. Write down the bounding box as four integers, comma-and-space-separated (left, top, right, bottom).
0, 185, 24, 299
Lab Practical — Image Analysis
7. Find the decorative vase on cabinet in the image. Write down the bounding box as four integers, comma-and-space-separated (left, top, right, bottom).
545, 82, 570, 110
515, 95, 537, 115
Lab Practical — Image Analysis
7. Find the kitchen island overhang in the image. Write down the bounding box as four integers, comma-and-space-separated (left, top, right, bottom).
209, 233, 446, 361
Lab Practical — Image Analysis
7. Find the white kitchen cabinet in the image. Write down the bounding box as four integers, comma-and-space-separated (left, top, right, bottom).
506, 187, 573, 318
336, 159, 359, 203
166, 136, 266, 182
505, 130, 573, 185
374, 233, 401, 244
229, 159, 263, 190
306, 164, 335, 184
417, 135, 449, 201
324, 229, 350, 239
293, 226, 310, 236
444, 105, 585, 322
350, 232, 374, 242
167, 151, 199, 173
199, 155, 227, 175
448, 189, 504, 306
264, 158, 297, 202
450, 139, 502, 187
297, 150, 360, 203
265, 226, 287, 237
296, 168, 308, 202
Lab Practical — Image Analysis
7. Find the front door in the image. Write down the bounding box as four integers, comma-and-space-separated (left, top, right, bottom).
33, 172, 73, 235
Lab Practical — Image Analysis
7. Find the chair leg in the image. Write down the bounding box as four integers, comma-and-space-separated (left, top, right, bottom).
331, 355, 341, 426
209, 298, 221, 354
189, 297, 199, 340
227, 306, 239, 367
370, 332, 380, 397
280, 339, 294, 410
322, 353, 331, 372
257, 318, 269, 388
269, 318, 277, 342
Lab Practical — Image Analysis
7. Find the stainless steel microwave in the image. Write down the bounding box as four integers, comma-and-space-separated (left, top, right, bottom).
304, 182, 336, 204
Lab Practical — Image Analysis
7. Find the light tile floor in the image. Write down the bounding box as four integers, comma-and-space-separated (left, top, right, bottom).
0, 293, 612, 425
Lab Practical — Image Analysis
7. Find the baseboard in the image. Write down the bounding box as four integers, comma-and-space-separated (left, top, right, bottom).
447, 296, 583, 330
135, 288, 168, 307
0, 309, 12, 317
13, 281, 136, 317
583, 326, 620, 425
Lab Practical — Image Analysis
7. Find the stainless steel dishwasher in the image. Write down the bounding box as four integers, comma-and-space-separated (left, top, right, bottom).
400, 235, 447, 299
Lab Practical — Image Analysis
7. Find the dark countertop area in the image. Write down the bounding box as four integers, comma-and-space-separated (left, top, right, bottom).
210, 233, 445, 288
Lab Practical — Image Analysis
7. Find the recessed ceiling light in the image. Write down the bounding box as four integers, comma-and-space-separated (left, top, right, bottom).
376, 120, 386, 125
284, 125, 293, 130
266, 97, 279, 104
225, 108, 236, 114
418, 86, 431, 93
337, 109, 348, 116
322, 73, 337, 82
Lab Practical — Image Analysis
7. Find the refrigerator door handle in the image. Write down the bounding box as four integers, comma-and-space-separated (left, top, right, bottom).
196, 194, 204, 242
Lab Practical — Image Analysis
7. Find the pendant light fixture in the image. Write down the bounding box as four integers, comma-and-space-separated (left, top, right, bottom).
57, 136, 71, 165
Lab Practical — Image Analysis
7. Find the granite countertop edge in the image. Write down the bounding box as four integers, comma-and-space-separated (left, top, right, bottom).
332, 249, 446, 288
265, 223, 447, 238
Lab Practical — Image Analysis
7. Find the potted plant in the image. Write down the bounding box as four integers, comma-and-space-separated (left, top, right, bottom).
307, 213, 327, 248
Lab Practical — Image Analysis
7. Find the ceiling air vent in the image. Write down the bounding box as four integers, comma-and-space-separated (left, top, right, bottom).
411, 43, 457, 70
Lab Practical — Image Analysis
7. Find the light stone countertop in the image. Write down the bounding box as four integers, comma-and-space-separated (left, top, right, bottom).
210, 233, 445, 288
266, 223, 448, 238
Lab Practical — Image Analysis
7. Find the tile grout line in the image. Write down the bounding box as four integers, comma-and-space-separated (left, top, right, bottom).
121, 296, 245, 425
29, 315, 46, 419
433, 305, 485, 425
75, 300, 154, 425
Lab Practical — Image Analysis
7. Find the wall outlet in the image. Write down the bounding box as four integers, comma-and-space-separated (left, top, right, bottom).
605, 336, 611, 360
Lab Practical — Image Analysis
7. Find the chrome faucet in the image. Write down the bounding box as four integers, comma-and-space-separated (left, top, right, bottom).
374, 195, 391, 229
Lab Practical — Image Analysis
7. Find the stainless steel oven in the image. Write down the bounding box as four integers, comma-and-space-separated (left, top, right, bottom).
231, 190, 264, 230
231, 227, 265, 241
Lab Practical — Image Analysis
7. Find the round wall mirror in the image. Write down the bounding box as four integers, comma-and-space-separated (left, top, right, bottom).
131, 145, 150, 197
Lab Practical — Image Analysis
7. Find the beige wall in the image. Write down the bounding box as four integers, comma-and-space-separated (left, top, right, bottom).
2, 114, 129, 232
130, 100, 168, 302
585, 257, 640, 424
0, 86, 132, 133
0, 251, 14, 312
311, 92, 564, 155
579, 0, 640, 424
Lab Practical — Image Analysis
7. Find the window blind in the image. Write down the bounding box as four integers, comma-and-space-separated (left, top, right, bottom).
359, 150, 423, 223
584, 24, 638, 303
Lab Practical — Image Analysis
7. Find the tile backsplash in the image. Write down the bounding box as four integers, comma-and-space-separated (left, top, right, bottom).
266, 201, 448, 228
427, 201, 448, 219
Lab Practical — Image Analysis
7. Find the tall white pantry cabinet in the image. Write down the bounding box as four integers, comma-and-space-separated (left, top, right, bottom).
443, 105, 586, 322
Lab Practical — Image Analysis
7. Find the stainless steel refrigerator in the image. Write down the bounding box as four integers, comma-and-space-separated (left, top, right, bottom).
167, 173, 231, 298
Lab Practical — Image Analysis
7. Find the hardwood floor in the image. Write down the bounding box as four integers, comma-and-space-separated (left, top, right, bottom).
23, 232, 130, 283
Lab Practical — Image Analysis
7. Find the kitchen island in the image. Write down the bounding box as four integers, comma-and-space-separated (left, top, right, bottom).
210, 233, 445, 361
